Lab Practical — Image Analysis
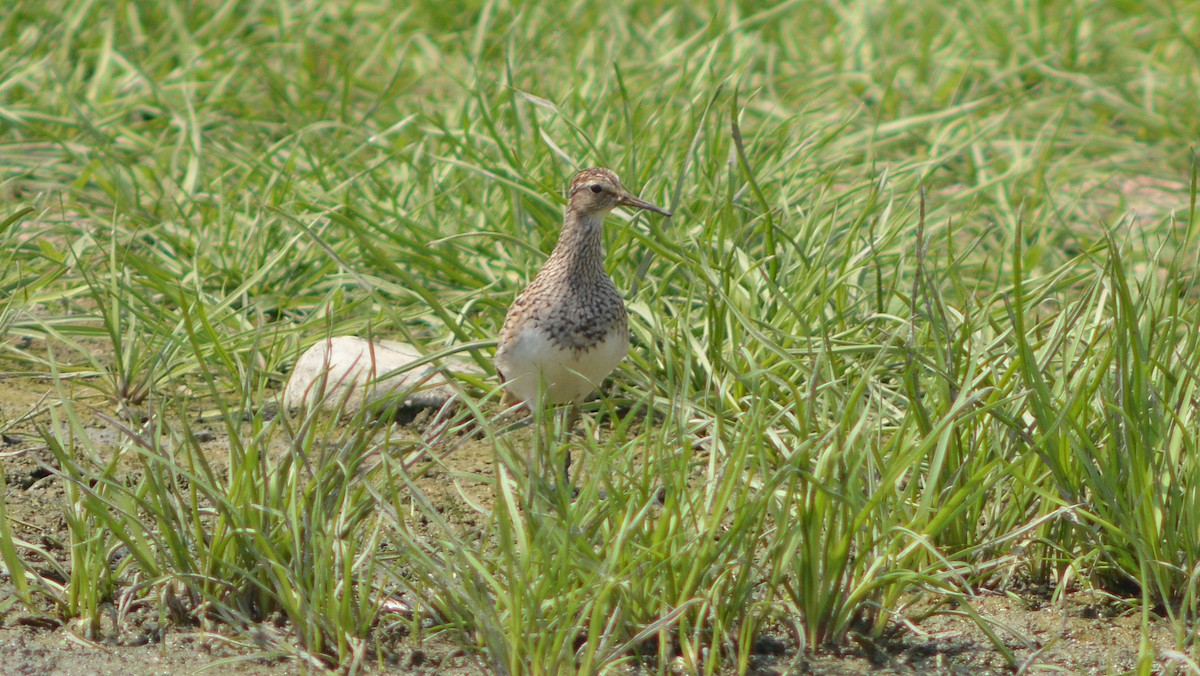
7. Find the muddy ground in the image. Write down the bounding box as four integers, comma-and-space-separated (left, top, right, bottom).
0, 374, 1179, 674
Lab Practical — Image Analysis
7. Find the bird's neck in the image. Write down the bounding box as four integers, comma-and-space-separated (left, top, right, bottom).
548, 209, 608, 277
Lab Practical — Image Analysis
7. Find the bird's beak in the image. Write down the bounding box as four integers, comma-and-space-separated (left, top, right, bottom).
618, 192, 672, 217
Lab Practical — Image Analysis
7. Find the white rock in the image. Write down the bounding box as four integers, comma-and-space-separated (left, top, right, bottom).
283, 336, 480, 416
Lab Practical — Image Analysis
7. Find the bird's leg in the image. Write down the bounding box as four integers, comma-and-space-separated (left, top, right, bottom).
563, 447, 572, 488
562, 403, 581, 487
564, 402, 581, 435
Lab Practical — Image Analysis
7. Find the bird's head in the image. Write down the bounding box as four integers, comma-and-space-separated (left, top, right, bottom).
567, 168, 671, 219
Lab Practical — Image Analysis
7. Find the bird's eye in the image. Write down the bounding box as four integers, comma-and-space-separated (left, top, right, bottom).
589, 184, 603, 194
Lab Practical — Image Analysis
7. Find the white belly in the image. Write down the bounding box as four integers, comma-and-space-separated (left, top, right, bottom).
495, 327, 629, 408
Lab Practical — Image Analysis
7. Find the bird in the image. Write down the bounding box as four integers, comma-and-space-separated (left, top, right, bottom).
495, 168, 671, 480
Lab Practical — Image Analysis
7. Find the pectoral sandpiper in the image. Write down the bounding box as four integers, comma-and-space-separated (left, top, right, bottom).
495, 168, 670, 477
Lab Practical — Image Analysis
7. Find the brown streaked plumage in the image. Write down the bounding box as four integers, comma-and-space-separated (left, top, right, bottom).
495, 168, 671, 412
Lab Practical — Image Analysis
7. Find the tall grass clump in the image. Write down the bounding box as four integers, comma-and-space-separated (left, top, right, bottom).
1006, 197, 1200, 614
14, 316, 400, 669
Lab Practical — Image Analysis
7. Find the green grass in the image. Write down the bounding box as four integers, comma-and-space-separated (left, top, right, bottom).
3, 0, 1200, 672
